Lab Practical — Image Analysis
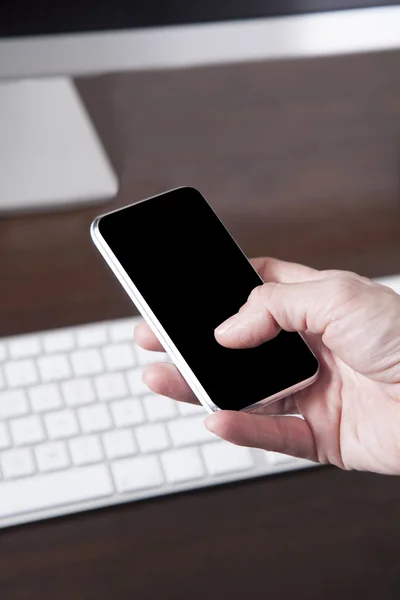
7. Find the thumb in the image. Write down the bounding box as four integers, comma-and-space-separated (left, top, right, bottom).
214, 273, 400, 381
215, 278, 328, 348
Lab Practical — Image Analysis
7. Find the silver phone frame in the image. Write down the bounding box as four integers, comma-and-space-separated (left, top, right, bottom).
90, 187, 319, 415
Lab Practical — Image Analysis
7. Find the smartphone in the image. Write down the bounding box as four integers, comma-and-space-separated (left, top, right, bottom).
91, 187, 318, 413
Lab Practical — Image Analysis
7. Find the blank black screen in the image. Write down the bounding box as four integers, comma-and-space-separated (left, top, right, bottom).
99, 188, 318, 410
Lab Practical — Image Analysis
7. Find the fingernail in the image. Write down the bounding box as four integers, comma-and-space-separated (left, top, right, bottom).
205, 414, 218, 432
215, 314, 238, 336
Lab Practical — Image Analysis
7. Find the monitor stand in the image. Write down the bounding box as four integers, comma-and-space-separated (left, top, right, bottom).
0, 77, 118, 214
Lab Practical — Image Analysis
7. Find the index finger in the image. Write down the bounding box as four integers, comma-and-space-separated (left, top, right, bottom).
134, 321, 165, 352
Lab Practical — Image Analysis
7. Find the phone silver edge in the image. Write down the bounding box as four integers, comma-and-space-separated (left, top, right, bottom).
90, 188, 319, 414
90, 214, 219, 414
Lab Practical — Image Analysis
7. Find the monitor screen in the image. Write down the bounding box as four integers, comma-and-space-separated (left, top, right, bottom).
1, 1, 397, 37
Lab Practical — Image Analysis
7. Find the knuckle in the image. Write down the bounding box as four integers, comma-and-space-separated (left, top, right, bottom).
248, 284, 263, 305
322, 268, 359, 281
328, 274, 362, 306
247, 282, 276, 307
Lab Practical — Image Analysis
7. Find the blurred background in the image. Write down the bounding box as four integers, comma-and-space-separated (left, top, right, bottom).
1, 2, 400, 599
1, 1, 400, 334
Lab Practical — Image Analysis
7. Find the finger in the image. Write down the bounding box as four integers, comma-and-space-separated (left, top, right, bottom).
134, 321, 165, 352
205, 411, 317, 462
214, 274, 359, 349
143, 363, 200, 404
250, 256, 320, 283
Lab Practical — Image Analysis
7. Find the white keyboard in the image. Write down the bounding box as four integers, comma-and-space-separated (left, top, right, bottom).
0, 274, 398, 529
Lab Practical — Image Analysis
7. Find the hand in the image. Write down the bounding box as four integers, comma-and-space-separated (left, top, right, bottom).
135, 257, 400, 474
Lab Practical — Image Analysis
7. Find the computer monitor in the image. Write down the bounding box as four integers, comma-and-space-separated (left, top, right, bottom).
0, 2, 399, 213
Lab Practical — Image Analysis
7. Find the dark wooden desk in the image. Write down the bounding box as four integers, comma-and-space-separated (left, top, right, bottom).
1, 50, 400, 599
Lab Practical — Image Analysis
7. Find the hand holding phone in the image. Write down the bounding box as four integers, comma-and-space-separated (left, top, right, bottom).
91, 187, 318, 414
135, 253, 400, 473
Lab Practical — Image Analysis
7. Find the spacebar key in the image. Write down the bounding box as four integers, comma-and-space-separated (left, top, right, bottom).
0, 465, 113, 518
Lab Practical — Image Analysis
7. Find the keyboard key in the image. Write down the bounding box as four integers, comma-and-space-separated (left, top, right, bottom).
35, 441, 69, 472
10, 415, 45, 446
62, 378, 95, 407
111, 399, 144, 428
69, 435, 103, 466
1, 448, 35, 479
103, 344, 136, 371
9, 336, 41, 359
109, 320, 135, 342
78, 405, 112, 433
168, 416, 217, 447
112, 456, 163, 492
0, 465, 113, 518
70, 349, 103, 376
0, 422, 11, 450
38, 355, 71, 382
161, 448, 205, 483
29, 383, 63, 412
43, 331, 75, 353
4, 359, 38, 387
142, 394, 177, 421
178, 402, 206, 416
44, 409, 79, 439
202, 442, 254, 476
126, 368, 149, 396
0, 367, 4, 389
136, 423, 170, 453
0, 389, 29, 419
76, 325, 108, 348
94, 373, 128, 402
102, 429, 136, 459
